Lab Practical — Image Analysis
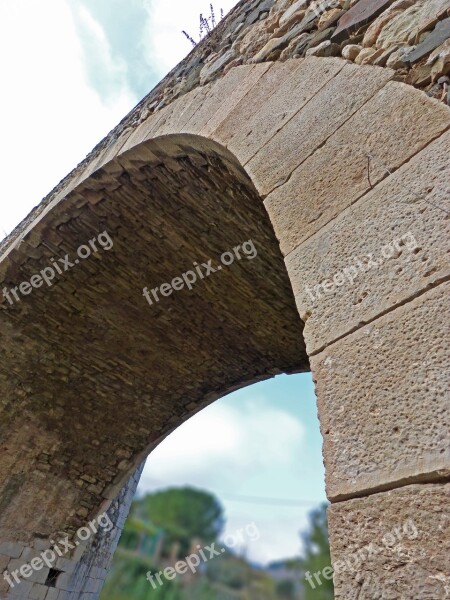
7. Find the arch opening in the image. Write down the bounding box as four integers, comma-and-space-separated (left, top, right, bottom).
0, 134, 308, 544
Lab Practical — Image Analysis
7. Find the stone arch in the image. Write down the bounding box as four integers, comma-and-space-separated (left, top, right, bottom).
0, 58, 449, 598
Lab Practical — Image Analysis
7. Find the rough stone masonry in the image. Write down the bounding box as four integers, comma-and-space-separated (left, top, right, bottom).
0, 0, 449, 598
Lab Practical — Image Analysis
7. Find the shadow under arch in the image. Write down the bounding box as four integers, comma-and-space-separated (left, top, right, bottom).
0, 133, 308, 541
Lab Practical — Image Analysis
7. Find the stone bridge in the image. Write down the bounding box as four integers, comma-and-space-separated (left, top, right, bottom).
0, 0, 449, 598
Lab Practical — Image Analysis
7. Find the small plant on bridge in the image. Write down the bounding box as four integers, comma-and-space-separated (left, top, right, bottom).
182, 4, 224, 47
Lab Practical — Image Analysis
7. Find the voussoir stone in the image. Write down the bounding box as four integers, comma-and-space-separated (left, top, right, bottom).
223, 57, 345, 166
285, 128, 450, 354
265, 80, 450, 255
249, 62, 393, 197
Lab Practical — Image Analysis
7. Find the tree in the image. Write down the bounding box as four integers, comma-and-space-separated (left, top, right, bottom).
300, 504, 334, 599
276, 579, 296, 598
133, 487, 225, 557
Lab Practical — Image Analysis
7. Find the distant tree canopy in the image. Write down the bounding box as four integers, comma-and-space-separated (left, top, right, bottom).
101, 487, 334, 600
132, 487, 225, 556
300, 503, 334, 600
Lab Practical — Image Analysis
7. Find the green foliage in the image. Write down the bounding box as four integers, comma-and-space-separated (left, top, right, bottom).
100, 486, 334, 600
133, 487, 225, 557
300, 504, 334, 600
276, 579, 296, 598
207, 554, 248, 589
101, 553, 180, 600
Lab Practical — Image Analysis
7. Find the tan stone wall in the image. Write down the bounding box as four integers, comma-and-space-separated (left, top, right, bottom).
0, 19, 449, 599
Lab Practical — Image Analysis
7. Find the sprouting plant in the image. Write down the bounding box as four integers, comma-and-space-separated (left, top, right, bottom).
182, 4, 224, 47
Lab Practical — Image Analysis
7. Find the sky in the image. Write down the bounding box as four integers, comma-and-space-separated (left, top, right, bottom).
0, 0, 326, 565
141, 374, 326, 565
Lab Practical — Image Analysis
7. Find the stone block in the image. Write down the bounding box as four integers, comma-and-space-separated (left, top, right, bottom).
266, 81, 450, 255
328, 484, 450, 599
311, 282, 450, 501
7, 579, 33, 597
248, 62, 393, 197
211, 59, 301, 146
131, 86, 207, 141
226, 57, 345, 167
27, 565, 49, 585
55, 557, 78, 573
0, 543, 23, 559
332, 0, 393, 43
376, 0, 450, 50
285, 129, 450, 353
181, 65, 264, 134
403, 17, 450, 64
199, 62, 272, 138
55, 571, 75, 591
29, 583, 48, 600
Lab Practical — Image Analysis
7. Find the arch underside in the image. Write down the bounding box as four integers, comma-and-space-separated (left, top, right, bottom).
0, 135, 306, 541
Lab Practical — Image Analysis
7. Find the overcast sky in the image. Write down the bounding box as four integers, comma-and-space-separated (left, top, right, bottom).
0, 0, 326, 565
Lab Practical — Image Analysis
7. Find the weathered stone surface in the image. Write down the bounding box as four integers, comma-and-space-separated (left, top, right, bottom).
318, 7, 345, 30
376, 0, 450, 50
141, 86, 209, 138
362, 6, 405, 48
403, 17, 450, 63
221, 57, 345, 165
265, 81, 450, 255
182, 64, 265, 134
279, 0, 307, 29
248, 63, 393, 196
200, 48, 237, 84
332, 0, 394, 43
199, 62, 272, 137
0, 133, 307, 544
405, 60, 433, 85
286, 129, 450, 354
342, 43, 362, 60
328, 484, 450, 600
386, 43, 414, 67
305, 40, 340, 56
253, 36, 286, 62
372, 44, 399, 65
238, 18, 272, 55
355, 46, 385, 64
311, 283, 450, 500
210, 59, 301, 145
430, 39, 450, 81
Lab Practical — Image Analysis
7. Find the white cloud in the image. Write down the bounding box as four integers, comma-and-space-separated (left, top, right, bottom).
140, 397, 305, 492
221, 508, 310, 564
0, 0, 136, 239
69, 4, 131, 103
